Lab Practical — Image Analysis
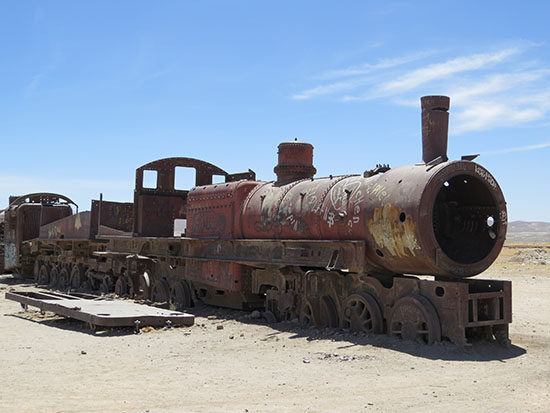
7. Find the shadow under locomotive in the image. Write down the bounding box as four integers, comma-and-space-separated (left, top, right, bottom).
1, 275, 525, 360
191, 302, 525, 362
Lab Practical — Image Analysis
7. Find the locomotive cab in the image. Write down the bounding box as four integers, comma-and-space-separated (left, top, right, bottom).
133, 157, 255, 237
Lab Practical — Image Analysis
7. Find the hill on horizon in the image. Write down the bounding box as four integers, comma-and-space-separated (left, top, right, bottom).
506, 221, 550, 243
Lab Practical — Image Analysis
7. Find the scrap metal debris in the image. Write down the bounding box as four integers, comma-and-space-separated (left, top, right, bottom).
5, 290, 194, 330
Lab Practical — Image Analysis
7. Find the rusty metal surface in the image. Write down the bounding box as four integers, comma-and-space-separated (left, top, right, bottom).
274, 140, 317, 185
185, 260, 244, 292
7, 193, 78, 210
256, 266, 511, 345
421, 95, 450, 164
133, 157, 256, 237
39, 211, 92, 240
186, 181, 260, 238
388, 276, 512, 346
239, 161, 506, 277
92, 199, 133, 236
7, 204, 72, 244
0, 210, 4, 272
5, 290, 194, 328
39, 200, 134, 241
103, 236, 366, 274
4, 193, 75, 271
10, 95, 512, 346
128, 102, 507, 279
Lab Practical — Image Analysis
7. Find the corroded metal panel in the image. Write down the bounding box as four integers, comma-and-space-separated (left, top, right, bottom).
239, 160, 506, 278
3, 95, 512, 346
0, 212, 4, 272
102, 236, 366, 274
421, 95, 450, 163
3, 193, 74, 270
186, 181, 260, 239
39, 211, 92, 240
274, 141, 316, 185
6, 290, 194, 328
91, 200, 133, 236
134, 194, 188, 237
133, 157, 255, 237
4, 242, 16, 269
185, 260, 244, 291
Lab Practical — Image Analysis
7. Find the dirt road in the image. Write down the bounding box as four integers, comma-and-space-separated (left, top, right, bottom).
1, 245, 549, 412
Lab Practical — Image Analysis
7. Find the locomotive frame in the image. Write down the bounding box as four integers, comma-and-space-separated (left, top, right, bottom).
1, 96, 512, 346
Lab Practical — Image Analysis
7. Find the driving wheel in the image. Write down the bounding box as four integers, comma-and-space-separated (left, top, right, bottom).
151, 279, 170, 305
389, 295, 441, 344
319, 295, 339, 328
170, 281, 193, 311
341, 292, 383, 334
48, 266, 60, 288
299, 299, 315, 327
33, 260, 41, 282
115, 276, 128, 297
137, 272, 151, 300
37, 264, 50, 285
70, 265, 83, 290
58, 267, 70, 290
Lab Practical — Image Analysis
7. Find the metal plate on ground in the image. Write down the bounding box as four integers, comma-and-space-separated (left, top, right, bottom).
5, 290, 194, 328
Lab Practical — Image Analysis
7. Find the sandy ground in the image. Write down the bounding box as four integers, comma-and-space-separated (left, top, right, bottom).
1, 245, 549, 413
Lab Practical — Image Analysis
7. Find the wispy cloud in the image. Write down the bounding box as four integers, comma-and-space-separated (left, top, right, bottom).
25, 59, 58, 95
482, 142, 550, 155
449, 70, 548, 104
293, 52, 434, 100
368, 3, 408, 19
341, 48, 523, 102
454, 101, 546, 133
315, 52, 434, 80
292, 77, 374, 100
379, 48, 519, 94
292, 43, 550, 133
453, 88, 550, 133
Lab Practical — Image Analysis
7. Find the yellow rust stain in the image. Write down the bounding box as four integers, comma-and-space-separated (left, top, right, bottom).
368, 204, 420, 257
75, 214, 82, 230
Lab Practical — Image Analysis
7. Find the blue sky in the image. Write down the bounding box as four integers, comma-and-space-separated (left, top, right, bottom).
1, 1, 550, 221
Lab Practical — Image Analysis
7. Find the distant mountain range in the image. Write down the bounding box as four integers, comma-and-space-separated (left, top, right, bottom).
506, 221, 550, 243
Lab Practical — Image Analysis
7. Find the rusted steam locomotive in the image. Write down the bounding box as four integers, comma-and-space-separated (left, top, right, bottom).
1, 96, 511, 346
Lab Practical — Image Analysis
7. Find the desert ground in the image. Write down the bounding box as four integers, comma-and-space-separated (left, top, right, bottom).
1, 244, 549, 413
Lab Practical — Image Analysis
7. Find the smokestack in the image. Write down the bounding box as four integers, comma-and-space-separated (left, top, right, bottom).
421, 95, 450, 164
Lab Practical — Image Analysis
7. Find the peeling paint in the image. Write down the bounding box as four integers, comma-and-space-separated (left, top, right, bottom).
368, 204, 420, 257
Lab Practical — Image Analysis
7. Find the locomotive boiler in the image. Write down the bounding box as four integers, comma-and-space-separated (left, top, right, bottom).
6, 95, 511, 346
189, 96, 505, 279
